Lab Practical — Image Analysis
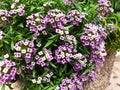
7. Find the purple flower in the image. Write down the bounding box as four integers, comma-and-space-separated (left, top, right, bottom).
67, 10, 87, 26
55, 43, 73, 64
60, 77, 76, 90
26, 13, 46, 34
35, 48, 53, 66
45, 9, 67, 29
14, 40, 36, 63
97, 0, 113, 17
0, 60, 17, 83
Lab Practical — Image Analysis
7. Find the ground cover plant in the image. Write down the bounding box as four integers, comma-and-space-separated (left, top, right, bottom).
0, 0, 119, 90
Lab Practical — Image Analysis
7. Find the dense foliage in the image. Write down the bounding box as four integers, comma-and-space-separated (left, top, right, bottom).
0, 0, 119, 90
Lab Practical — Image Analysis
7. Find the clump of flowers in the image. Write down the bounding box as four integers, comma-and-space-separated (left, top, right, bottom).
35, 48, 53, 67
26, 13, 46, 33
97, 0, 113, 17
60, 77, 76, 90
67, 10, 86, 26
45, 9, 67, 29
0, 30, 3, 40
0, 0, 116, 90
81, 23, 107, 66
10, 3, 25, 16
0, 10, 12, 25
80, 23, 107, 47
55, 43, 73, 64
106, 23, 116, 33
14, 40, 36, 63
0, 0, 25, 25
0, 60, 17, 83
73, 53, 87, 72
63, 0, 79, 7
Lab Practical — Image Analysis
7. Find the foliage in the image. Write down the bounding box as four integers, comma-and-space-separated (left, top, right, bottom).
0, 0, 119, 90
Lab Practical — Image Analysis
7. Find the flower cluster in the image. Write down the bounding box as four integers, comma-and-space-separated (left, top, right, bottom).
63, 35, 77, 45
0, 0, 115, 89
10, 3, 25, 16
55, 43, 73, 64
97, 0, 113, 17
67, 10, 86, 26
55, 27, 69, 35
0, 0, 25, 25
63, 0, 79, 7
106, 23, 116, 33
22, 61, 35, 71
0, 60, 17, 83
14, 40, 36, 63
41, 2, 52, 10
81, 23, 107, 47
59, 74, 84, 90
42, 72, 53, 82
91, 41, 107, 64
73, 53, 87, 72
60, 77, 76, 90
81, 23, 107, 66
0, 30, 3, 40
35, 48, 53, 67
26, 13, 46, 33
31, 72, 53, 84
45, 9, 67, 29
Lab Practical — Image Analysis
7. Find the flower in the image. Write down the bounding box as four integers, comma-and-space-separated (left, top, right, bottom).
97, 0, 113, 17
35, 48, 53, 67
0, 30, 3, 40
81, 23, 107, 47
45, 9, 67, 29
26, 13, 46, 33
0, 60, 17, 83
4, 54, 9, 59
67, 10, 87, 26
14, 40, 36, 63
60, 77, 76, 90
55, 43, 73, 64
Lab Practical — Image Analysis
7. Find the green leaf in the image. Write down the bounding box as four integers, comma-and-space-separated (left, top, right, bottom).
18, 23, 24, 28
47, 86, 56, 90
48, 34, 59, 40
3, 40, 9, 44
11, 40, 14, 51
44, 40, 54, 48
50, 62, 57, 69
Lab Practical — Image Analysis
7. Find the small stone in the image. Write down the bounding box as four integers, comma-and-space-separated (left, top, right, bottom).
113, 75, 118, 79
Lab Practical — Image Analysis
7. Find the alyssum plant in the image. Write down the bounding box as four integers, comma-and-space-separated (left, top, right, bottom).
0, 0, 116, 90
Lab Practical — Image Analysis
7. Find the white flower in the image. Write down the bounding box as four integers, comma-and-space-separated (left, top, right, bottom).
41, 56, 46, 61
16, 46, 21, 51
3, 67, 9, 73
11, 3, 16, 9
65, 31, 69, 34
0, 30, 3, 35
38, 51, 43, 55
54, 86, 60, 90
37, 79, 41, 84
38, 77, 42, 80
0, 61, 4, 66
32, 79, 36, 83
24, 41, 29, 46
31, 62, 35, 66
4, 54, 9, 59
35, 18, 41, 22
0, 35, 3, 40
21, 49, 26, 54
15, 0, 20, 3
